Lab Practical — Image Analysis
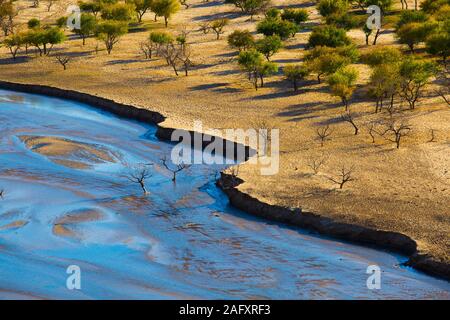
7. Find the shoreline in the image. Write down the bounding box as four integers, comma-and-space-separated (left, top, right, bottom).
0, 80, 448, 282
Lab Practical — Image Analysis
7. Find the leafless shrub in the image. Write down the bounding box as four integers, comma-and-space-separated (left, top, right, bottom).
380, 119, 412, 149
366, 121, 381, 144
385, 97, 402, 116
158, 43, 182, 76
307, 153, 328, 174
340, 112, 359, 135
327, 165, 355, 189
316, 125, 332, 147
178, 44, 194, 76
126, 164, 153, 194
55, 55, 70, 70
139, 40, 154, 59
199, 22, 210, 35
161, 156, 191, 182
156, 41, 195, 76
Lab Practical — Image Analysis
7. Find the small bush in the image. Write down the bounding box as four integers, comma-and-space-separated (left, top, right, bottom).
228, 30, 255, 51
308, 25, 351, 48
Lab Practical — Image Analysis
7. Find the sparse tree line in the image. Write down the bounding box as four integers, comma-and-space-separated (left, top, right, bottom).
78, 0, 180, 26
0, 0, 183, 62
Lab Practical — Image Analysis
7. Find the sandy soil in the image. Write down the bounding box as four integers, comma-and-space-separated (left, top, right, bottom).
0, 0, 449, 263
53, 208, 104, 237
0, 220, 28, 230
19, 135, 116, 168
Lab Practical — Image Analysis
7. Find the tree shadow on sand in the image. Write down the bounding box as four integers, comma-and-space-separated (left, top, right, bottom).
276, 101, 343, 123
105, 59, 148, 65
192, 0, 224, 9
192, 11, 241, 22
276, 1, 316, 9
0, 56, 31, 65
189, 82, 243, 93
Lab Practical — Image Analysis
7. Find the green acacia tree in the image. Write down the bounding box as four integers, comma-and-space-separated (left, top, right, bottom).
149, 30, 173, 61
238, 49, 263, 87
367, 63, 400, 113
362, 0, 393, 13
126, 0, 153, 22
256, 61, 278, 87
0, 0, 15, 36
96, 21, 128, 54
308, 25, 351, 48
3, 32, 23, 59
396, 10, 428, 30
362, 46, 402, 66
255, 35, 282, 61
26, 27, 65, 56
237, 49, 277, 90
74, 13, 97, 45
101, 3, 135, 21
45, 30, 65, 51
396, 22, 437, 53
78, 1, 103, 18
225, 0, 271, 20
283, 64, 310, 92
227, 29, 254, 51
56, 16, 67, 28
399, 57, 438, 109
209, 18, 229, 40
420, 0, 450, 13
150, 30, 173, 45
27, 18, 41, 29
426, 21, 450, 62
281, 8, 308, 26
317, 0, 348, 18
151, 0, 180, 27
327, 66, 358, 110
256, 16, 298, 40
304, 46, 353, 83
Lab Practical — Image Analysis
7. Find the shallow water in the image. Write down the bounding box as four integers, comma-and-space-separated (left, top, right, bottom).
0, 89, 448, 299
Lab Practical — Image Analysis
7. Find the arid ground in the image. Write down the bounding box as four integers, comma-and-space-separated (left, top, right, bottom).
1, 0, 449, 266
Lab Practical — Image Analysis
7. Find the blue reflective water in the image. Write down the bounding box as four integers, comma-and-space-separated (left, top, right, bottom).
0, 89, 448, 299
